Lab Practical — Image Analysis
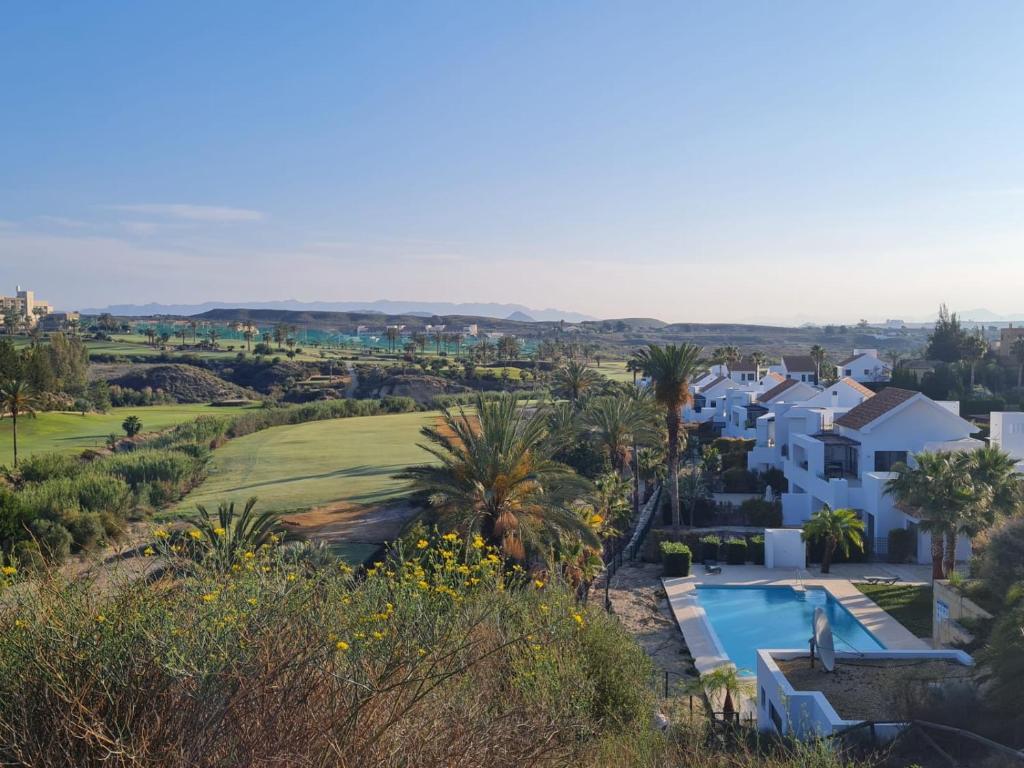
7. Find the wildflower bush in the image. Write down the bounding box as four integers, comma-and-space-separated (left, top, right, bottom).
0, 532, 652, 767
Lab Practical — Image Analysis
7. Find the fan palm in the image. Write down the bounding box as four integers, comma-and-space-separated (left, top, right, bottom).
801, 505, 865, 574
885, 452, 972, 579
397, 393, 595, 562
635, 343, 703, 531
692, 665, 755, 719
581, 395, 659, 476
189, 497, 288, 573
553, 359, 603, 408
0, 378, 38, 467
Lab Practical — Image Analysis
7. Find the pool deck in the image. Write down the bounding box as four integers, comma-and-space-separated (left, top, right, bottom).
663, 563, 930, 676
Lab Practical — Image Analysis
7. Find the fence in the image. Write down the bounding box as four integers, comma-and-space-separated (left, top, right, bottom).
831, 719, 1024, 765
601, 485, 661, 611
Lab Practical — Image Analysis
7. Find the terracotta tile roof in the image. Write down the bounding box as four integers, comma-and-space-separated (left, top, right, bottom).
839, 377, 875, 399
764, 371, 785, 383
833, 387, 918, 430
782, 355, 817, 372
758, 378, 800, 403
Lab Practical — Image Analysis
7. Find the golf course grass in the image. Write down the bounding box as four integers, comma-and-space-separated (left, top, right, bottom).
0, 403, 259, 467
172, 411, 438, 517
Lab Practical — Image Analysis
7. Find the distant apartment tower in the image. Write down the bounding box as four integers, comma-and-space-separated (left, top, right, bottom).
0, 286, 54, 327
462, 324, 479, 337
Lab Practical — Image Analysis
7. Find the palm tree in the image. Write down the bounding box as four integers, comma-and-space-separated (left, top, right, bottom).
693, 665, 754, 720
581, 395, 659, 476
187, 497, 288, 573
450, 332, 463, 358
625, 352, 645, 385
885, 452, 970, 579
1012, 337, 1024, 389
188, 319, 199, 344
397, 393, 594, 562
750, 351, 768, 378
801, 505, 865, 574
0, 378, 38, 467
962, 331, 988, 389
637, 343, 703, 531
722, 345, 741, 370
553, 359, 603, 408
809, 344, 828, 383
122, 415, 143, 437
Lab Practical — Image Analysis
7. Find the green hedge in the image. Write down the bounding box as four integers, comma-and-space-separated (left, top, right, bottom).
700, 535, 721, 563
749, 535, 765, 565
725, 538, 748, 565
660, 542, 692, 577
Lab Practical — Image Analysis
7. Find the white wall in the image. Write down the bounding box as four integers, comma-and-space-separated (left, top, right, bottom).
992, 411, 1024, 460
764, 529, 806, 569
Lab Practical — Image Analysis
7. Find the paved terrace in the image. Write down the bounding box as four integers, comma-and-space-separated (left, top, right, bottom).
663, 563, 931, 677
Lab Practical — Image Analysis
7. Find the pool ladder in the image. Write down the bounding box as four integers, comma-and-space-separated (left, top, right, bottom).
793, 569, 807, 594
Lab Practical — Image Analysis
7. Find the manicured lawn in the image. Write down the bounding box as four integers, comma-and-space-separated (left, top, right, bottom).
855, 583, 934, 638
0, 404, 258, 466
171, 411, 438, 516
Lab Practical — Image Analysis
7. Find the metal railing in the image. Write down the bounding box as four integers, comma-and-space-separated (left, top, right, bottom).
831, 719, 1024, 765
602, 485, 662, 611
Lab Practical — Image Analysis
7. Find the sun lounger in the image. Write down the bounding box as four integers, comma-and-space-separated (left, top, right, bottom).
704, 562, 722, 575
863, 575, 900, 585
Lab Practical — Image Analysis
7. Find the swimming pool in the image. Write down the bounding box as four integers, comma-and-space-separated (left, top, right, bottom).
696, 586, 884, 674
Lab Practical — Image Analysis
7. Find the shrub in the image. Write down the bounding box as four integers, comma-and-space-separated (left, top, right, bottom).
979, 516, 1024, 600
749, 535, 765, 565
762, 467, 788, 494
725, 538, 748, 565
660, 542, 692, 577
700, 535, 721, 563
722, 467, 757, 493
739, 498, 782, 528
887, 527, 915, 564
15, 453, 83, 483
28, 519, 72, 563
66, 512, 106, 551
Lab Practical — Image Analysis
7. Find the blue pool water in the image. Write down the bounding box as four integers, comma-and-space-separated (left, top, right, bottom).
696, 586, 884, 674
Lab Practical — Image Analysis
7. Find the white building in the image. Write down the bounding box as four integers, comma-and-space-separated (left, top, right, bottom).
779, 355, 819, 383
781, 387, 982, 563
836, 349, 891, 383
462, 324, 479, 337
726, 357, 766, 384
990, 411, 1024, 473
723, 378, 819, 440
748, 378, 876, 473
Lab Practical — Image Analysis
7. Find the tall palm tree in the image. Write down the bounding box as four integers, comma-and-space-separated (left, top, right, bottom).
885, 452, 972, 579
750, 351, 768, 378
809, 344, 828, 383
1012, 337, 1024, 389
625, 351, 645, 385
581, 395, 659, 476
636, 343, 703, 531
553, 359, 603, 408
956, 446, 1021, 532
962, 331, 988, 389
722, 345, 741, 370
397, 394, 594, 562
801, 505, 865, 574
0, 378, 38, 467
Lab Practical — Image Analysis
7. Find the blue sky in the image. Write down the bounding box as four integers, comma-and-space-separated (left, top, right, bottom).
2, 1, 1023, 322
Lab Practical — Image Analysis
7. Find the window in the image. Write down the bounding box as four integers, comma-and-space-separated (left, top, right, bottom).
844, 368, 852, 376
769, 701, 783, 733
760, 687, 766, 707
874, 450, 907, 472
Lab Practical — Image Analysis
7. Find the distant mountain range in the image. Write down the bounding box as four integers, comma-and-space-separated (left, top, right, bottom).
78, 299, 595, 323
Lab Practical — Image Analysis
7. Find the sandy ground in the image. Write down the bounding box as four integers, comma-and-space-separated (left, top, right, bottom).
281, 500, 418, 545
602, 561, 699, 697
777, 657, 972, 721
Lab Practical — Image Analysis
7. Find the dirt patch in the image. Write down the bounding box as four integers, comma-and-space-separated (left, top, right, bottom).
603, 562, 698, 696
281, 501, 418, 545
777, 657, 973, 721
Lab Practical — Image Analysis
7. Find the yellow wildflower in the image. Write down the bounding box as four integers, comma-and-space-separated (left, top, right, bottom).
243, 551, 255, 559
372, 630, 386, 640
213, 526, 227, 537
589, 514, 604, 527
143, 547, 155, 557
188, 530, 203, 541
442, 532, 459, 542
201, 592, 218, 603
533, 579, 545, 589
247, 597, 258, 606
572, 613, 584, 626
286, 573, 297, 581
154, 528, 169, 539
95, 614, 106, 623
418, 579, 430, 590
336, 640, 350, 651
1, 566, 17, 576
472, 535, 484, 549
416, 539, 429, 550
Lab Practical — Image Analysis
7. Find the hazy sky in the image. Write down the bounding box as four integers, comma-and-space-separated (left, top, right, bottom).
3, 2, 1024, 323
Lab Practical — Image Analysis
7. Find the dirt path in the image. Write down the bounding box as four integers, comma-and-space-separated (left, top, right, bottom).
603, 561, 699, 696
